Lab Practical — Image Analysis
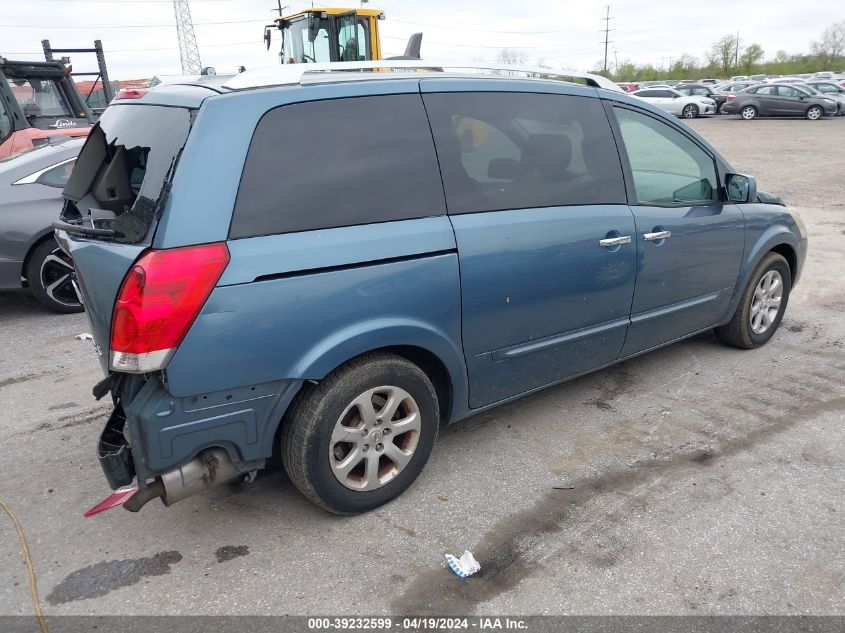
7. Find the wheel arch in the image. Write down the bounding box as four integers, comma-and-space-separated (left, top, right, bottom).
20, 229, 56, 283
289, 319, 469, 424
720, 228, 799, 325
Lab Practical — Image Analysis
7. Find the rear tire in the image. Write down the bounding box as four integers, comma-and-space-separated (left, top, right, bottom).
715, 252, 791, 349
282, 352, 439, 514
741, 105, 758, 120
805, 105, 823, 120
26, 239, 83, 314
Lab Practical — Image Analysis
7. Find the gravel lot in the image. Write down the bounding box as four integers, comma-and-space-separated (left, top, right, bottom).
1, 115, 843, 618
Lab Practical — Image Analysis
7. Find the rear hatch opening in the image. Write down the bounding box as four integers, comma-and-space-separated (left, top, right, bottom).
56, 103, 195, 379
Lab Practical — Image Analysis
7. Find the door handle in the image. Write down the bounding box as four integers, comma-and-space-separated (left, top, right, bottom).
644, 230, 672, 241
599, 235, 632, 247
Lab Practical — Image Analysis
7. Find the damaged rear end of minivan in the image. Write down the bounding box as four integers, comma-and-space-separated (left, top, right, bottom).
55, 92, 282, 514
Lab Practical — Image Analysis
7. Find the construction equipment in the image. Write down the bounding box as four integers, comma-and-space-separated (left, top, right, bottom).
42, 39, 114, 114
264, 7, 421, 65
0, 56, 93, 159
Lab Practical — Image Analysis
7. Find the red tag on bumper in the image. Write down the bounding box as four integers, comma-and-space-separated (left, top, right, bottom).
83, 487, 138, 517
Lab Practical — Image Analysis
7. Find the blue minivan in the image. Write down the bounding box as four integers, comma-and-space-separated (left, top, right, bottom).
57, 64, 807, 515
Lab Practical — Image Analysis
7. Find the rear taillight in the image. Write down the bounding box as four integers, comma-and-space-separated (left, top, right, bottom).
110, 243, 230, 373
726, 94, 737, 101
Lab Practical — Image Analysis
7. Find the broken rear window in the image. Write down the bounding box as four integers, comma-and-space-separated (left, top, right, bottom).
62, 104, 192, 243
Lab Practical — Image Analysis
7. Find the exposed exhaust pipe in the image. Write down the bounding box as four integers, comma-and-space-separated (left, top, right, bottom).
123, 448, 239, 512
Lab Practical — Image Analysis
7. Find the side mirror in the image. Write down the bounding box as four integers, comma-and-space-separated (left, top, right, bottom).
672, 94, 680, 99
726, 173, 757, 203
264, 28, 272, 50
308, 14, 321, 43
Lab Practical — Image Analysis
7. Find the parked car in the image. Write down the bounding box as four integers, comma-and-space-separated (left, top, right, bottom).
674, 83, 729, 113
722, 83, 839, 119
799, 83, 845, 115
58, 64, 807, 515
805, 80, 845, 114
616, 82, 640, 92
0, 137, 83, 312
730, 75, 749, 81
767, 77, 806, 84
716, 81, 756, 93
630, 86, 716, 118
699, 78, 720, 85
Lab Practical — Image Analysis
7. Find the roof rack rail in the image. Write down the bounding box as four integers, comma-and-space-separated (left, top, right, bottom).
221, 60, 623, 93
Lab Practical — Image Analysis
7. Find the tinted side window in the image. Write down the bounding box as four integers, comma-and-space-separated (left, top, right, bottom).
423, 92, 626, 214
614, 107, 718, 207
231, 94, 445, 239
756, 86, 777, 95
636, 90, 658, 97
655, 90, 676, 98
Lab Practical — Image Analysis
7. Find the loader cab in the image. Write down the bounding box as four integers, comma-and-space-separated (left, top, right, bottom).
267, 8, 384, 64
0, 58, 93, 158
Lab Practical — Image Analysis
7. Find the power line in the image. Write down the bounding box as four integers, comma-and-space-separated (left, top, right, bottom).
0, 17, 269, 28
390, 18, 593, 35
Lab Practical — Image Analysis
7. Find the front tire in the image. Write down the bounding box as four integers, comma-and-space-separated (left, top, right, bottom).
715, 252, 791, 349
741, 105, 758, 120
282, 352, 439, 514
805, 105, 823, 120
682, 104, 699, 119
26, 239, 83, 314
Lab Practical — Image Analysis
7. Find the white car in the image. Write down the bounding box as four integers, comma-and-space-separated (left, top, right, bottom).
630, 86, 716, 118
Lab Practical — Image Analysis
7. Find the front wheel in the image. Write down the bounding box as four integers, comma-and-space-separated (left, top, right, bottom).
741, 105, 758, 120
282, 352, 439, 514
682, 104, 699, 119
805, 105, 823, 120
26, 239, 83, 314
715, 252, 791, 349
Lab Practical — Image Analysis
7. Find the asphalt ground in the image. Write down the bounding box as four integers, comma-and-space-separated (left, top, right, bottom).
1, 114, 843, 619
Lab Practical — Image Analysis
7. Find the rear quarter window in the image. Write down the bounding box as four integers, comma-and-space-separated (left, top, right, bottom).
229, 94, 446, 239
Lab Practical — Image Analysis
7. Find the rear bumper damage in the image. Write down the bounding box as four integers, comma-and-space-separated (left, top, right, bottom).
94, 374, 302, 511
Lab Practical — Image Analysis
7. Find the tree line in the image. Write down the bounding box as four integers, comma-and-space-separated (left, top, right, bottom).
497, 20, 845, 81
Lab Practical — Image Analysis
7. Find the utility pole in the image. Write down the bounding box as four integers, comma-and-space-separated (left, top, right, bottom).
734, 30, 740, 69
173, 0, 202, 75
600, 5, 614, 73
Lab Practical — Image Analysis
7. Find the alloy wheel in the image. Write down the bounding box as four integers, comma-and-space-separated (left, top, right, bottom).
39, 246, 82, 309
329, 386, 421, 491
750, 270, 783, 335
806, 106, 822, 120
682, 104, 698, 119
741, 106, 757, 120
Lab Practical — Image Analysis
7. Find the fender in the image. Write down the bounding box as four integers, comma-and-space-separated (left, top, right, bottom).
720, 219, 800, 324
291, 316, 469, 423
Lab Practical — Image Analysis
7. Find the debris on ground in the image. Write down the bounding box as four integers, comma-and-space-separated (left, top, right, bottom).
445, 550, 480, 578
75, 333, 93, 341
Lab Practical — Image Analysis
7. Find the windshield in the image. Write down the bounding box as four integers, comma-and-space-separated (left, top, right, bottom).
61, 104, 192, 243
282, 16, 331, 63
10, 78, 73, 119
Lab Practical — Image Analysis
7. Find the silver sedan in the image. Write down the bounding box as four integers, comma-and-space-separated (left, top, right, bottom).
630, 86, 717, 118
0, 137, 84, 312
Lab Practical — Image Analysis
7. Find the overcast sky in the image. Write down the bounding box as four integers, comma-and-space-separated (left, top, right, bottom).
1, 0, 841, 79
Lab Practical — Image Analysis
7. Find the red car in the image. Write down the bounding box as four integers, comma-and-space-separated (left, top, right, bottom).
616, 82, 641, 92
